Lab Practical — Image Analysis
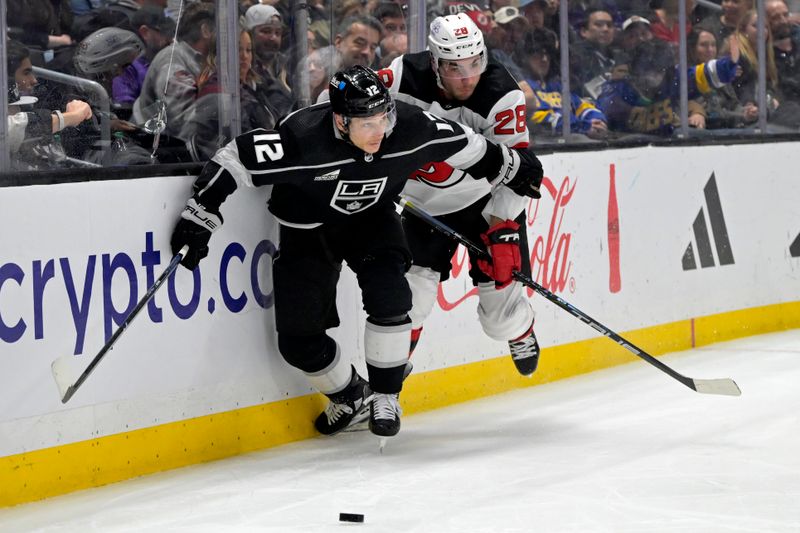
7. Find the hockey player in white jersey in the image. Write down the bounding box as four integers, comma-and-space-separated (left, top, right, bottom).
169, 66, 543, 440
377, 13, 542, 376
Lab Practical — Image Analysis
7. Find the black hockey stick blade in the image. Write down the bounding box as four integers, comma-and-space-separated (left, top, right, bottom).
51, 245, 189, 404
397, 198, 741, 397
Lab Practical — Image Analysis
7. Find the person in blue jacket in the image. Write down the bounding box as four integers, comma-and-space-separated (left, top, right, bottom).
597, 37, 741, 136
515, 29, 610, 140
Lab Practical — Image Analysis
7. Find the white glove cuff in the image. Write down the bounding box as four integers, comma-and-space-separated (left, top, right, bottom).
492, 146, 521, 188
181, 198, 223, 233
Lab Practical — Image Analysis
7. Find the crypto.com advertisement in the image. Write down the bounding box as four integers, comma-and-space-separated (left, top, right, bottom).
1, 142, 798, 454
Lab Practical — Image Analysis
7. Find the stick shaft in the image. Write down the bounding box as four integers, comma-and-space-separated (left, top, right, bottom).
398, 198, 740, 396
60, 246, 188, 403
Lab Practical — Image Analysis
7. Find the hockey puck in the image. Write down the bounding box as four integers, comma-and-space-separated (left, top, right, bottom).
339, 512, 364, 523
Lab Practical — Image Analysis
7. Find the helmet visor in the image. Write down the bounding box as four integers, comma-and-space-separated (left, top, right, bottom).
437, 53, 488, 79
347, 103, 397, 137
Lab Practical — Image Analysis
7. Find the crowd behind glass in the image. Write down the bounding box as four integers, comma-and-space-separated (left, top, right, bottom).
4, 0, 800, 171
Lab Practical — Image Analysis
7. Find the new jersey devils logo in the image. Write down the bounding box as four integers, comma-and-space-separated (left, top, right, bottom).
330, 178, 387, 214
410, 162, 466, 188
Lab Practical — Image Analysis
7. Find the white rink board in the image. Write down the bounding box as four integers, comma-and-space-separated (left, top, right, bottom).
1, 142, 799, 456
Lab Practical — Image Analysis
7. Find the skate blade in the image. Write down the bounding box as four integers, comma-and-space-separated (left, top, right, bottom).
340, 419, 369, 433
379, 437, 388, 454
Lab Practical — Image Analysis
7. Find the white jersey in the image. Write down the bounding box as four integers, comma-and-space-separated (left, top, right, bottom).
379, 51, 530, 220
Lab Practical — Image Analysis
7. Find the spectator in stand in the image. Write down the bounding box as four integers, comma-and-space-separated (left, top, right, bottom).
6, 0, 75, 70
766, 0, 800, 103
112, 6, 176, 111
520, 0, 550, 30
489, 6, 531, 81
244, 4, 293, 120
720, 10, 800, 126
567, 0, 625, 31
612, 15, 654, 81
373, 2, 409, 68
297, 46, 339, 104
334, 0, 369, 23
687, 28, 756, 129
699, 0, 753, 45
651, 0, 695, 45
74, 28, 145, 101
515, 29, 610, 140
70, 0, 104, 16
6, 41, 92, 166
619, 15, 654, 51
333, 15, 383, 69
132, 2, 215, 140
181, 28, 278, 160
570, 5, 618, 99
598, 37, 740, 136
71, 0, 171, 41
74, 27, 162, 164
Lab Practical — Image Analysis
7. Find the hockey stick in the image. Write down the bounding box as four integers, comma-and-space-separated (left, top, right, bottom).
51, 245, 189, 404
398, 198, 741, 397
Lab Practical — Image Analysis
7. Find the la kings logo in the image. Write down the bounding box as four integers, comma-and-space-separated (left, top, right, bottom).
682, 172, 735, 270
330, 177, 387, 214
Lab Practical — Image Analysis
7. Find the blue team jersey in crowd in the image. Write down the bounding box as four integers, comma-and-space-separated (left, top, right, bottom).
597, 56, 739, 135
525, 78, 607, 135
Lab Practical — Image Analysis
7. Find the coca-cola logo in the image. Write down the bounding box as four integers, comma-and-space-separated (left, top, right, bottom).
437, 175, 576, 310
528, 176, 575, 295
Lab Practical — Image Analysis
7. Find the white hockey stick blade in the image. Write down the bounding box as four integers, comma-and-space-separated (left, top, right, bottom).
51, 355, 80, 401
693, 378, 741, 396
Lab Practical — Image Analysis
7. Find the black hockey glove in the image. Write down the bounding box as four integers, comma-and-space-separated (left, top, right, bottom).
496, 147, 543, 199
170, 197, 223, 270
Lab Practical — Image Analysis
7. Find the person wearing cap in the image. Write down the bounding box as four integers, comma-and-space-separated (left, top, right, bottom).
515, 29, 609, 140
133, 2, 215, 140
619, 15, 654, 51
609, 15, 654, 82
243, 4, 293, 121
113, 5, 176, 106
488, 5, 531, 81
519, 0, 551, 30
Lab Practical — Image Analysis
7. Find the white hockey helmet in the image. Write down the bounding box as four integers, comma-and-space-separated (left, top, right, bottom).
428, 14, 488, 79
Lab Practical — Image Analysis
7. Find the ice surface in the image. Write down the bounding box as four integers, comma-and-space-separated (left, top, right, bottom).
2, 330, 799, 532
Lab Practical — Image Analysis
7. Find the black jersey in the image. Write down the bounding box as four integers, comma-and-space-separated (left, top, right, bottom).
189, 100, 514, 227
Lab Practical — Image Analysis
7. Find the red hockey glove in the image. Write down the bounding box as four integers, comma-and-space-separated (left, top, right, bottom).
477, 220, 521, 289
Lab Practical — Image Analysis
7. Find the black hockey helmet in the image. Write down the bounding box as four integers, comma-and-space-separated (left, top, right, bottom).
329, 65, 393, 118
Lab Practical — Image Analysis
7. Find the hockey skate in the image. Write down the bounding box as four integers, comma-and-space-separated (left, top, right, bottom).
508, 325, 541, 377
314, 373, 373, 436
369, 392, 402, 437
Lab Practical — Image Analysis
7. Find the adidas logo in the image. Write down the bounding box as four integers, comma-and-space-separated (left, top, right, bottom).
314, 169, 340, 181
791, 232, 800, 258
682, 173, 735, 270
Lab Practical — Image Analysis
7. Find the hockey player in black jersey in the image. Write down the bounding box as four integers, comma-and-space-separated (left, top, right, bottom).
169, 65, 543, 440
377, 13, 543, 377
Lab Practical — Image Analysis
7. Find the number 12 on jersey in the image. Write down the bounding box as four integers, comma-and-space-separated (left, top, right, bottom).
253, 133, 285, 163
